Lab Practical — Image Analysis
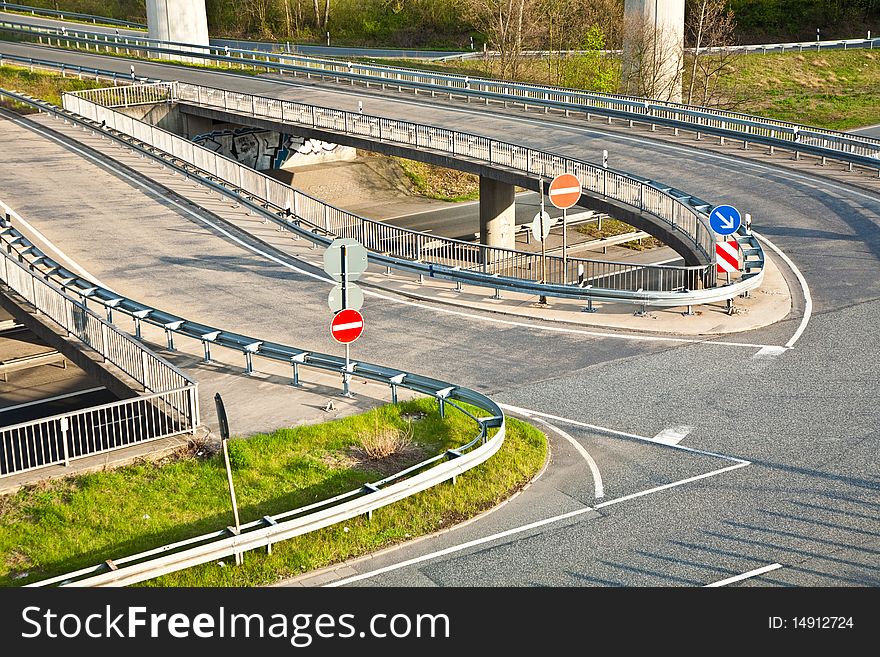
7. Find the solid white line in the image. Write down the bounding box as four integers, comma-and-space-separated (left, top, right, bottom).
594, 461, 750, 511
0, 386, 106, 413
530, 416, 604, 498
0, 194, 116, 292
751, 230, 812, 349
704, 563, 783, 587
325, 460, 750, 587
7, 115, 785, 352
499, 403, 750, 464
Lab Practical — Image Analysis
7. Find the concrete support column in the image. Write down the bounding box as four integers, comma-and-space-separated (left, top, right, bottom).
623, 0, 685, 103
147, 0, 209, 57
479, 177, 516, 251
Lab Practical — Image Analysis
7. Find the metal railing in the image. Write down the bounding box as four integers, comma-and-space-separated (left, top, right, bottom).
0, 217, 199, 477
0, 2, 144, 29
68, 82, 720, 283
0, 80, 764, 306
1, 18, 876, 173
0, 217, 506, 587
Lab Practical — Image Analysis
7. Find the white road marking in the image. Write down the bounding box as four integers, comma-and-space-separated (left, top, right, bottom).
594, 461, 750, 511
530, 416, 604, 499
325, 460, 750, 587
753, 345, 788, 359
704, 563, 783, 587
0, 196, 116, 292
751, 230, 813, 349
499, 404, 749, 464
651, 426, 693, 446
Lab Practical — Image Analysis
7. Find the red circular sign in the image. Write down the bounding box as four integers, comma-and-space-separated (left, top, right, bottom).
548, 173, 582, 210
330, 308, 364, 344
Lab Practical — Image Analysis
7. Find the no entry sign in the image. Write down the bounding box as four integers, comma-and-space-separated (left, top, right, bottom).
548, 173, 581, 210
330, 308, 364, 344
716, 240, 740, 274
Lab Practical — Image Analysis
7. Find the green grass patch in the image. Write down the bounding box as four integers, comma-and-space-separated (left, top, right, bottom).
394, 157, 479, 202
0, 398, 546, 587
0, 63, 104, 110
577, 217, 662, 251
718, 49, 880, 130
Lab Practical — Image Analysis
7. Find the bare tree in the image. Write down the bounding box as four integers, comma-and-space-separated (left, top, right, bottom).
459, 0, 536, 80
686, 0, 737, 106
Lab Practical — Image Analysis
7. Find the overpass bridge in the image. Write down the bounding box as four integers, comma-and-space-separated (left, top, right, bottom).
0, 32, 877, 589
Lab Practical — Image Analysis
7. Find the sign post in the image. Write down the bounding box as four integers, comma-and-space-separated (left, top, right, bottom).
324, 238, 368, 397
330, 309, 364, 397
539, 178, 548, 304
214, 392, 242, 565
548, 173, 582, 285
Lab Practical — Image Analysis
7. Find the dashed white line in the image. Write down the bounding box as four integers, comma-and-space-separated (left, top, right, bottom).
325, 460, 751, 587
651, 426, 693, 446
704, 563, 783, 587
499, 404, 749, 464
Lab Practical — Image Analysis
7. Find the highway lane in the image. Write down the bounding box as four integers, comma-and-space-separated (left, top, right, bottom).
0, 42, 877, 586
1, 44, 876, 313
852, 124, 880, 139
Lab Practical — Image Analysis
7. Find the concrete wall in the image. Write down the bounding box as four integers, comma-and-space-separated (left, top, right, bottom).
146, 0, 209, 48
623, 0, 685, 102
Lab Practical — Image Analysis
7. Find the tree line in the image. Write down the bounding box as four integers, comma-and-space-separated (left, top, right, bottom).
19, 1, 880, 46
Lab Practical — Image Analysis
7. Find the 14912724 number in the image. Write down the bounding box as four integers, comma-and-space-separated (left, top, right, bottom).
769, 617, 854, 629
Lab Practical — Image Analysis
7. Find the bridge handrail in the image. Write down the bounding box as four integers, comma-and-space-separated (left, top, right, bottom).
1, 79, 765, 306
1, 18, 877, 170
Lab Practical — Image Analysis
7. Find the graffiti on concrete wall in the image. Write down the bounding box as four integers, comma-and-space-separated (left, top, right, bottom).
192, 127, 343, 170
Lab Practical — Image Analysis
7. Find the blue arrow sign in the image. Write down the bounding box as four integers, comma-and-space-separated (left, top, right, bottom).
709, 204, 742, 236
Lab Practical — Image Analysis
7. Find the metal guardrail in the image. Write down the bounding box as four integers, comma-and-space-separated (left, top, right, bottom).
0, 215, 199, 478
1, 18, 876, 175
0, 73, 763, 306
436, 36, 880, 61
0, 215, 506, 587
0, 2, 144, 29
70, 81, 723, 282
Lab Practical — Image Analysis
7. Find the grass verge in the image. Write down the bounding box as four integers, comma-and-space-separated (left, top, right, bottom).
0, 397, 546, 587
0, 63, 104, 110
719, 49, 880, 131
393, 157, 479, 202
577, 217, 663, 251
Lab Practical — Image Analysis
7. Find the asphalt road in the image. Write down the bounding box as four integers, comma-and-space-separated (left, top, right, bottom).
852, 124, 880, 139
0, 41, 877, 588
0, 12, 463, 59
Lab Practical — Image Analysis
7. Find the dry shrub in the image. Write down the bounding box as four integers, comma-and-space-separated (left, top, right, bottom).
358, 422, 414, 460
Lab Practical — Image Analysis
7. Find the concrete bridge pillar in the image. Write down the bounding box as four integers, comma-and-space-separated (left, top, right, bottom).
623, 0, 685, 102
479, 177, 516, 252
146, 0, 209, 47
